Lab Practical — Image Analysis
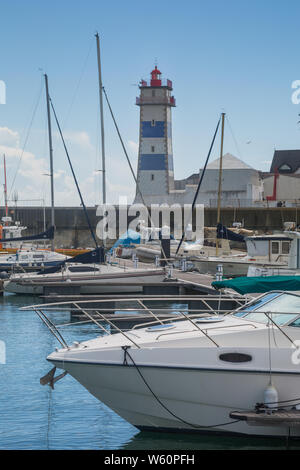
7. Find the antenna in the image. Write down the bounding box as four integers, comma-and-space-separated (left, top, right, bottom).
3, 154, 8, 223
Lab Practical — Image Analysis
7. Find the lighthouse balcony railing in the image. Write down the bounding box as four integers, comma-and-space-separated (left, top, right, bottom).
139, 79, 173, 88
136, 96, 176, 106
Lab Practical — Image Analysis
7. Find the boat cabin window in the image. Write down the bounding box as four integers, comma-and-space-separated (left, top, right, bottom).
271, 241, 279, 254
234, 292, 280, 317
236, 293, 300, 326
33, 255, 44, 259
282, 241, 290, 254
20, 255, 28, 260
288, 317, 300, 328
68, 266, 100, 272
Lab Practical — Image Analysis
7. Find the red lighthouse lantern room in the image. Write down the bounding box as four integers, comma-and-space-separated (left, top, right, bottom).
150, 66, 162, 87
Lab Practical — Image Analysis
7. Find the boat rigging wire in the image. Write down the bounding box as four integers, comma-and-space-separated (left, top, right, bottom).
175, 116, 221, 256
225, 114, 243, 161
49, 97, 99, 249
8, 75, 44, 201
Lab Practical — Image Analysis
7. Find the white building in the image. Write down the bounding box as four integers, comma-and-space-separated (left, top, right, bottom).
192, 153, 264, 207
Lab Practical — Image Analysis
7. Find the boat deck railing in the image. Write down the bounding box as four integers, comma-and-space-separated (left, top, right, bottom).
20, 294, 256, 349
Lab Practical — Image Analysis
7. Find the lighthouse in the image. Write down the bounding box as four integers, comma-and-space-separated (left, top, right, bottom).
134, 66, 176, 204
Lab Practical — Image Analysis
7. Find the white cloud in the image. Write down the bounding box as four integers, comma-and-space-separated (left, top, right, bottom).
0, 126, 138, 206
0, 127, 19, 147
128, 140, 139, 153
58, 130, 95, 151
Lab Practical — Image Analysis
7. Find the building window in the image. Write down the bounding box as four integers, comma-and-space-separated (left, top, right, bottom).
278, 163, 292, 172
151, 145, 155, 152
151, 174, 154, 181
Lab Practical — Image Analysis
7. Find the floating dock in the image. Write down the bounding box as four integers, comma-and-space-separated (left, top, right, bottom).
230, 409, 300, 427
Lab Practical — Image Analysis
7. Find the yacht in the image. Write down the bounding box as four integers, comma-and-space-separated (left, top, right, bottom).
3, 262, 167, 295
247, 230, 300, 277
0, 216, 28, 250
192, 233, 291, 277
25, 290, 300, 437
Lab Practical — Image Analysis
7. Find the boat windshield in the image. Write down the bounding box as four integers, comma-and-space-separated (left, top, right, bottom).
234, 292, 300, 325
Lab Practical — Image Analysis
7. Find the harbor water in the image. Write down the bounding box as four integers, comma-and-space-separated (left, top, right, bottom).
0, 292, 299, 450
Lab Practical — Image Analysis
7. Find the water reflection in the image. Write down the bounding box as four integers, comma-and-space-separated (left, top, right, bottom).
2, 292, 300, 450
122, 430, 300, 450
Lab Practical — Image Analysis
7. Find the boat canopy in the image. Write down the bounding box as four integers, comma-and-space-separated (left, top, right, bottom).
0, 225, 54, 243
212, 275, 300, 294
110, 230, 141, 251
216, 223, 245, 243
37, 247, 105, 275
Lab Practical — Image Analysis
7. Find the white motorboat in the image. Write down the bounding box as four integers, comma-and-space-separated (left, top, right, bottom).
26, 290, 300, 437
247, 230, 300, 277
4, 262, 167, 295
0, 217, 28, 249
193, 233, 291, 277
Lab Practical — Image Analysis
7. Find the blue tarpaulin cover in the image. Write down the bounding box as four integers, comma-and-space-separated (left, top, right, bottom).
110, 230, 141, 251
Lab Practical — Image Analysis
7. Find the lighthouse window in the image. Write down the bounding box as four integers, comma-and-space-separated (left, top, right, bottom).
151, 146, 155, 152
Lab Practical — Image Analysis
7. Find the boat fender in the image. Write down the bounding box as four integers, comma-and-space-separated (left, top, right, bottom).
263, 384, 278, 411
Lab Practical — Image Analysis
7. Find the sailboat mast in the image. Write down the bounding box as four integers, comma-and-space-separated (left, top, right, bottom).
216, 112, 225, 256
3, 154, 8, 220
44, 74, 55, 251
95, 33, 106, 205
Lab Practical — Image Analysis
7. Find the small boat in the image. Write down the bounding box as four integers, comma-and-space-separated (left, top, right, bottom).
110, 229, 141, 259
192, 232, 291, 277
0, 248, 70, 273
25, 290, 300, 437
247, 230, 300, 277
3, 261, 167, 294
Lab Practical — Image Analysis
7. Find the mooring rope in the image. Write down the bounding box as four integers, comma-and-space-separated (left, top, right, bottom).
121, 346, 239, 429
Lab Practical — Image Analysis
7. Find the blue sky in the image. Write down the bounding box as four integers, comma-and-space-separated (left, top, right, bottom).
1, 0, 300, 205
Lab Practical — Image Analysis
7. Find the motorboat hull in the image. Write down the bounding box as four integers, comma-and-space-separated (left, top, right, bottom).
49, 358, 300, 437
4, 271, 166, 295
193, 258, 285, 278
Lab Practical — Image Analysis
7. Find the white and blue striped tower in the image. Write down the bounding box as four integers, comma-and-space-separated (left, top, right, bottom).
134, 66, 176, 203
